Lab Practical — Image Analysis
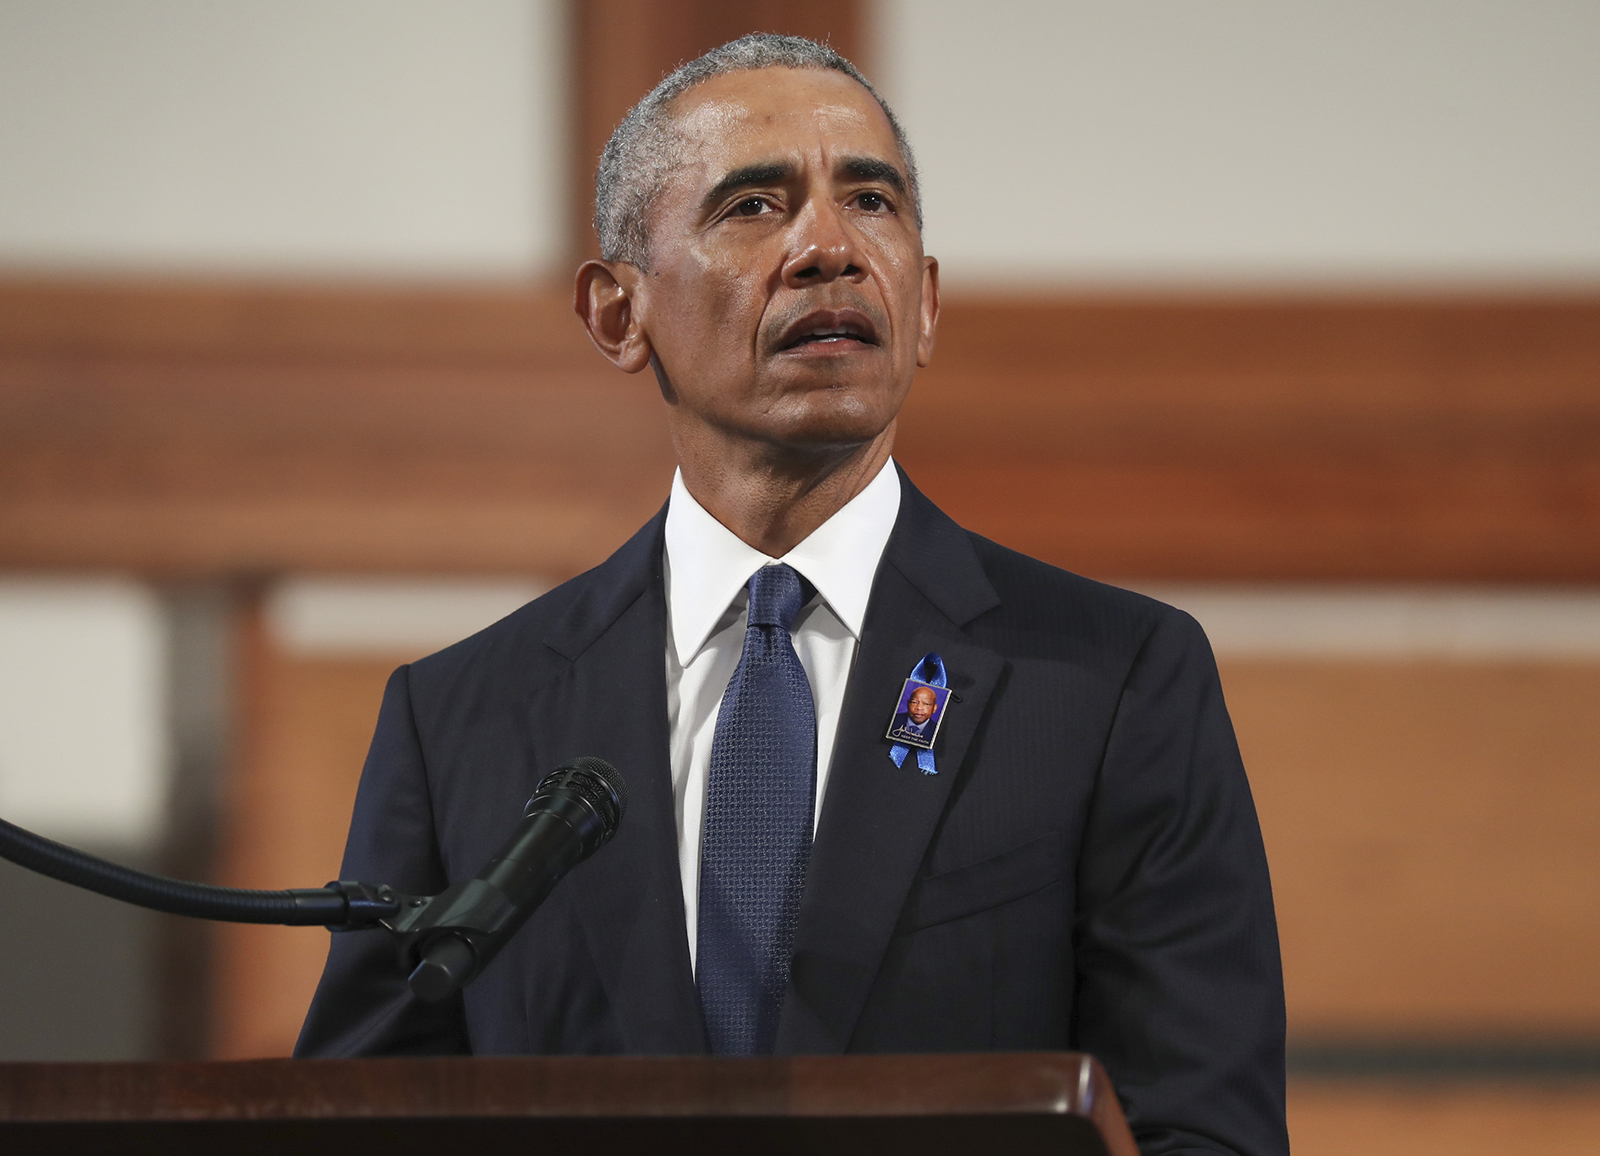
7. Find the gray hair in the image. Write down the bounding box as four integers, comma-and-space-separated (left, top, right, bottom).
594, 33, 922, 268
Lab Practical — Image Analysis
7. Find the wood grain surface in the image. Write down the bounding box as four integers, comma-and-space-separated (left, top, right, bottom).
0, 1052, 1137, 1156
0, 1043, 1139, 1152
3, 278, 1596, 581
0, 1052, 1109, 1120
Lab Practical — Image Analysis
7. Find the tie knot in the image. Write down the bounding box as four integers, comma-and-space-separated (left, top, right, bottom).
746, 564, 812, 630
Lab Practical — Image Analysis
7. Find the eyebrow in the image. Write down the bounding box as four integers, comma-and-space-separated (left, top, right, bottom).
699, 154, 910, 213
701, 162, 795, 212
838, 155, 907, 196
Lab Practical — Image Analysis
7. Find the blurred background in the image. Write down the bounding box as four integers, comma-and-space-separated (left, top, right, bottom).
1, 2, 1597, 1152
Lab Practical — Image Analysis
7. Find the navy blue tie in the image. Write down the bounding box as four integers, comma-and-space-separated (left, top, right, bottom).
697, 563, 817, 1054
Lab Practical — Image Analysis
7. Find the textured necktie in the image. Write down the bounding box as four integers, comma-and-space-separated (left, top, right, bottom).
697, 563, 817, 1054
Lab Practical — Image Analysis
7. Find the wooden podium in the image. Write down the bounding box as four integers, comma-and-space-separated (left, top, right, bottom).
0, 1052, 1139, 1155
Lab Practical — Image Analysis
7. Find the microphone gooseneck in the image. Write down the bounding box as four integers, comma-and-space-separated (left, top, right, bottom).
396, 757, 628, 1002
0, 814, 399, 926
0, 756, 628, 1005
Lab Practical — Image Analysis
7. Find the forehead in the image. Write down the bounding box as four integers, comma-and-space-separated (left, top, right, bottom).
668, 66, 903, 177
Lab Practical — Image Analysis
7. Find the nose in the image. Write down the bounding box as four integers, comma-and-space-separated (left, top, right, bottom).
780, 198, 865, 288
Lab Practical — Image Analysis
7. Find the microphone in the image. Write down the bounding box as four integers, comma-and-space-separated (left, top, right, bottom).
0, 756, 628, 1003
395, 757, 628, 1002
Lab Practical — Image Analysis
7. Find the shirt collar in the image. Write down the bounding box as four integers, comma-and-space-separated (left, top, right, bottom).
664, 458, 902, 666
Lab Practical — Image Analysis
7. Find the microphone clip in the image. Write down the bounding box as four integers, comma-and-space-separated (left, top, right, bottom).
369, 878, 524, 1000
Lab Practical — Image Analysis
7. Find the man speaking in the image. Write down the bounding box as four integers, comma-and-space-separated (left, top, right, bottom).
298, 34, 1287, 1156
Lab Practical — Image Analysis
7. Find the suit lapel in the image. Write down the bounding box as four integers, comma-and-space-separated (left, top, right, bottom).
778, 475, 1005, 1053
535, 509, 708, 1053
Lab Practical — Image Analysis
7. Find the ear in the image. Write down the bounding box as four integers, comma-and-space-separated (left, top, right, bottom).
574, 260, 654, 374
915, 255, 940, 368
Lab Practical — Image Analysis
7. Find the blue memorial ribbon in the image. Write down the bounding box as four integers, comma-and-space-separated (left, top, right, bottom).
888, 652, 947, 775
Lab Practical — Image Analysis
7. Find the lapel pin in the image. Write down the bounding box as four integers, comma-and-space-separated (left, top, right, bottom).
886, 652, 950, 775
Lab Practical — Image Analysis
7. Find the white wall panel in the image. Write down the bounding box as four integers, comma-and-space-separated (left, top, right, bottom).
0, 0, 564, 277
1137, 586, 1600, 659
875, 1, 1600, 287
265, 576, 547, 657
0, 579, 168, 846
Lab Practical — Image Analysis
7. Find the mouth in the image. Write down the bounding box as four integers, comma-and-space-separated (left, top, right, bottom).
776, 309, 880, 353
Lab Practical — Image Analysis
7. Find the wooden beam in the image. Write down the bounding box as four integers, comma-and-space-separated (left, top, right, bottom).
2, 277, 1597, 581
0, 277, 591, 364
903, 295, 1600, 581
570, 0, 865, 261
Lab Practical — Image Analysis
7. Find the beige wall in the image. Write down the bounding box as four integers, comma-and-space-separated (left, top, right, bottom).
0, 578, 169, 847
1234, 659, 1600, 1036
874, 0, 1600, 287
5, 2, 1598, 286
0, 0, 566, 277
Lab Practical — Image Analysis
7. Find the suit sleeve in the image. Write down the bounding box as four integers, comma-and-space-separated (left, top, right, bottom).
1072, 607, 1288, 1156
294, 665, 472, 1056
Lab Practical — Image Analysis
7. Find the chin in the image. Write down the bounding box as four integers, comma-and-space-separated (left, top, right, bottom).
766, 391, 897, 451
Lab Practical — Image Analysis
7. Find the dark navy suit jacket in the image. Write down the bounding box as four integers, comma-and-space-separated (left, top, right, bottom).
297, 470, 1288, 1156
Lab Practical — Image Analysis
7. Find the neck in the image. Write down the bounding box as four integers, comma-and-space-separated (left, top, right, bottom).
673, 424, 895, 557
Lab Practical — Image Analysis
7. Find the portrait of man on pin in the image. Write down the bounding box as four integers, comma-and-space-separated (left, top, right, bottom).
887, 683, 947, 748
300, 32, 1287, 1156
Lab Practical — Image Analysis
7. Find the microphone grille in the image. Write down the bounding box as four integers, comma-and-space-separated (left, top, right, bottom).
538, 757, 628, 829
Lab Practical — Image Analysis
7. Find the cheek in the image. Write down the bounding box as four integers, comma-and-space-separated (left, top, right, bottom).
869, 246, 927, 349
709, 259, 772, 337
664, 258, 760, 340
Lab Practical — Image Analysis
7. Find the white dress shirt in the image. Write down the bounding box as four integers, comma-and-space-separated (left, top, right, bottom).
663, 458, 902, 973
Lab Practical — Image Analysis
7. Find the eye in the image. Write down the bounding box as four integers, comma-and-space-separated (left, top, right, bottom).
854, 191, 892, 213
730, 196, 772, 217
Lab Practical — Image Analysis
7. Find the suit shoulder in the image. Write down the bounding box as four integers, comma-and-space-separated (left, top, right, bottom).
403, 566, 606, 698
395, 508, 664, 734
964, 531, 1205, 658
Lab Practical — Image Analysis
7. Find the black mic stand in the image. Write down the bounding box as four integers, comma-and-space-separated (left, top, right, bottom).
0, 813, 401, 926
0, 757, 625, 1002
